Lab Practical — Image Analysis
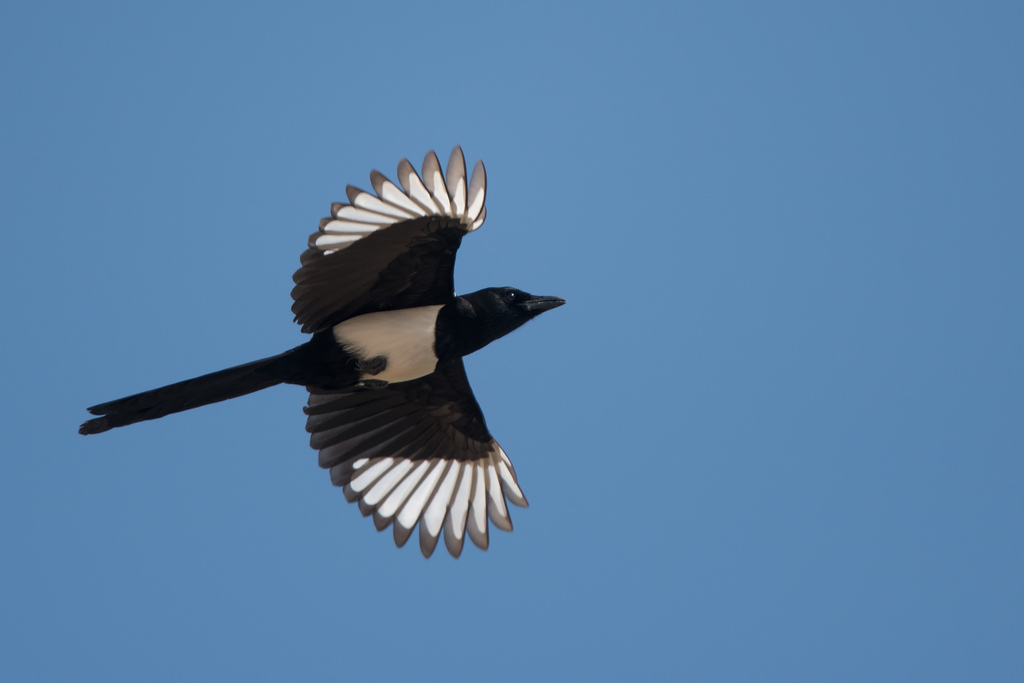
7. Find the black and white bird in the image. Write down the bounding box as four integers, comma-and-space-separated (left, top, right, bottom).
79, 147, 565, 558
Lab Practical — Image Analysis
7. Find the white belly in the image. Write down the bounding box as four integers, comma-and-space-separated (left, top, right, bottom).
332, 305, 443, 384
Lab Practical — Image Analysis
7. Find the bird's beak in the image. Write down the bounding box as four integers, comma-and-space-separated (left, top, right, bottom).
523, 295, 566, 313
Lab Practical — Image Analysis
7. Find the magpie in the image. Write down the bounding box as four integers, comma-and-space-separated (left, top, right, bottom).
79, 147, 565, 558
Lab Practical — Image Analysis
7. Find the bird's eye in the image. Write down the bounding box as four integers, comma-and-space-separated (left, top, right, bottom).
505, 290, 517, 302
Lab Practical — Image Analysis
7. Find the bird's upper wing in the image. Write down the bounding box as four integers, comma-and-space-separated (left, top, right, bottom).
305, 359, 528, 558
291, 147, 487, 334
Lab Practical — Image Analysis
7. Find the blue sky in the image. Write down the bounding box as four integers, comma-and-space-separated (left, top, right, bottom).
3, 1, 1022, 680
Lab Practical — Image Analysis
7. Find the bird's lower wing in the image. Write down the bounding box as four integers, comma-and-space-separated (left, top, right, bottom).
305, 359, 528, 558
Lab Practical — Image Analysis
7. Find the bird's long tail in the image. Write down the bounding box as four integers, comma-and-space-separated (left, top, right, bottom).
79, 353, 292, 435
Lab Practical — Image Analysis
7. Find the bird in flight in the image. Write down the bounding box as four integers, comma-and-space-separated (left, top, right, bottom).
79, 147, 565, 558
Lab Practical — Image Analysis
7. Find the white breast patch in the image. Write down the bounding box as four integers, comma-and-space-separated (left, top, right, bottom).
332, 305, 443, 384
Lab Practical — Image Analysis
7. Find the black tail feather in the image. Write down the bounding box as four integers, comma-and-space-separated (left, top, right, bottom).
79, 354, 291, 435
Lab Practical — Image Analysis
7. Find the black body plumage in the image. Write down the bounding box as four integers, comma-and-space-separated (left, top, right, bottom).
79, 148, 565, 557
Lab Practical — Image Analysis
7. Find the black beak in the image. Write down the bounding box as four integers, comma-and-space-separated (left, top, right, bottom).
523, 295, 567, 313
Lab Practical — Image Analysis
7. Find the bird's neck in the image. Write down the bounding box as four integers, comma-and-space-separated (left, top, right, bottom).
435, 298, 503, 362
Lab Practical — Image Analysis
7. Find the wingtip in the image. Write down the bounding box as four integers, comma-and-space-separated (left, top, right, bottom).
393, 521, 415, 548
419, 522, 441, 559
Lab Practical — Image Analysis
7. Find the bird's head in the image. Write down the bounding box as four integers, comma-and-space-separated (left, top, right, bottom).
439, 287, 566, 359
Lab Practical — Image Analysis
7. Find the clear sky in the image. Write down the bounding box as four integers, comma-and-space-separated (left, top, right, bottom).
3, 2, 1022, 681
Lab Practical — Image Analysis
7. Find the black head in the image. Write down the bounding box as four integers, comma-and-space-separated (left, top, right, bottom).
437, 287, 566, 360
